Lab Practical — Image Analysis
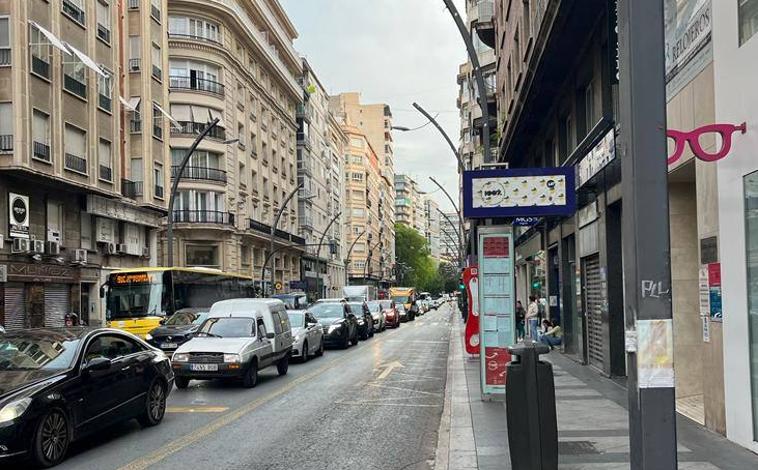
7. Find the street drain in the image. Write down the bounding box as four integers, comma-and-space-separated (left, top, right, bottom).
558, 440, 601, 455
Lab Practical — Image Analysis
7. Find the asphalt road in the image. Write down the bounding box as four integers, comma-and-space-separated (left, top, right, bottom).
40, 304, 454, 470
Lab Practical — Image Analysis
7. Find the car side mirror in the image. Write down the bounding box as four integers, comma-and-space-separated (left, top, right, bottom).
84, 357, 112, 374
266, 332, 275, 339
159, 318, 166, 325
99, 285, 106, 299
307, 322, 317, 328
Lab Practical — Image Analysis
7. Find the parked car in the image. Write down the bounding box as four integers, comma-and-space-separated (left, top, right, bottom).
313, 297, 348, 304
0, 327, 172, 468
397, 303, 410, 322
308, 301, 358, 349
365, 301, 387, 332
348, 302, 374, 340
378, 300, 400, 328
145, 308, 209, 353
287, 310, 324, 362
172, 299, 293, 389
272, 293, 309, 310
0, 325, 4, 334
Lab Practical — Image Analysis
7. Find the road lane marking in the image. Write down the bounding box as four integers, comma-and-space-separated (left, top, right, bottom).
366, 382, 443, 397
166, 406, 228, 413
377, 361, 404, 380
336, 401, 442, 408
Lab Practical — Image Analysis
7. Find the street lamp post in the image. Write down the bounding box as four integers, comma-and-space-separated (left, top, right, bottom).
438, 209, 464, 270
429, 176, 466, 266
263, 183, 303, 297
315, 211, 342, 299
412, 102, 465, 173
363, 238, 382, 282
344, 230, 367, 286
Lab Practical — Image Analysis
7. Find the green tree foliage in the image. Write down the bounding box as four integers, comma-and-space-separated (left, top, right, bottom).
395, 224, 458, 295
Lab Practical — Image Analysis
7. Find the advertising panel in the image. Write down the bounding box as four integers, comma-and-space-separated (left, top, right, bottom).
463, 266, 480, 355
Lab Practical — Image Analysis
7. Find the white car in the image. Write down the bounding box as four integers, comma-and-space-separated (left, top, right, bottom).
365, 301, 387, 332
287, 310, 324, 361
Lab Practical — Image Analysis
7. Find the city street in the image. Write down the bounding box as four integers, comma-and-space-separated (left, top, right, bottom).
37, 307, 453, 470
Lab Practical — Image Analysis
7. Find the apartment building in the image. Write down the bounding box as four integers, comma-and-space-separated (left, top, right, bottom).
439, 211, 461, 266
394, 174, 426, 236
424, 197, 441, 261
331, 92, 395, 283
296, 58, 346, 299
165, 0, 304, 293
0, 0, 170, 328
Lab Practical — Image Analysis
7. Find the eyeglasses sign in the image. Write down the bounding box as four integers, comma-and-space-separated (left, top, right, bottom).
667, 122, 747, 165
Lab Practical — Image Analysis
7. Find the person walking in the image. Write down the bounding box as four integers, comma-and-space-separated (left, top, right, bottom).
515, 300, 526, 341
526, 295, 540, 340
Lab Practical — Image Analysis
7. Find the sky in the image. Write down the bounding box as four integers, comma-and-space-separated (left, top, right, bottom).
280, 0, 468, 213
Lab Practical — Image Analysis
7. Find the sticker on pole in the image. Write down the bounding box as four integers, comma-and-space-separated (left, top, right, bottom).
636, 319, 675, 388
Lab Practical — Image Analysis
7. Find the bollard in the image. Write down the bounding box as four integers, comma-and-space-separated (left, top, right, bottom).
505, 342, 558, 470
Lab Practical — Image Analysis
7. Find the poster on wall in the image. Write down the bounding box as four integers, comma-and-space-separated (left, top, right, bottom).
637, 319, 675, 388
707, 262, 722, 321
9, 193, 30, 239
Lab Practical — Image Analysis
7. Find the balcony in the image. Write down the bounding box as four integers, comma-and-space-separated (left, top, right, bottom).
62, 0, 85, 25
128, 58, 141, 72
171, 121, 227, 141
128, 0, 139, 8
296, 103, 313, 122
99, 164, 112, 181
249, 219, 305, 245
63, 74, 86, 99
168, 32, 222, 47
0, 135, 13, 152
32, 56, 50, 78
171, 165, 227, 184
299, 216, 314, 230
169, 76, 225, 97
122, 179, 143, 198
64, 153, 87, 174
130, 119, 142, 133
33, 141, 50, 161
472, 0, 495, 48
297, 158, 313, 176
173, 210, 234, 225
296, 132, 311, 150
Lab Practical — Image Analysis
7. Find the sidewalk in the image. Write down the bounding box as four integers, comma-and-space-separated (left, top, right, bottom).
437, 312, 758, 469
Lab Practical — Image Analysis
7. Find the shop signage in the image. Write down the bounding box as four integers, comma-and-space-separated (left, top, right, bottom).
463, 266, 480, 355
667, 123, 746, 165
9, 193, 30, 239
576, 128, 616, 189
699, 262, 722, 323
5, 263, 74, 282
463, 168, 576, 219
513, 217, 540, 227
289, 280, 306, 290
665, 0, 711, 78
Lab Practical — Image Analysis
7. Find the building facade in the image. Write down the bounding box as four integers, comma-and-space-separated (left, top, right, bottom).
296, 58, 346, 299
424, 196, 441, 260
440, 211, 461, 266
0, 0, 171, 328
165, 0, 304, 293
394, 173, 426, 236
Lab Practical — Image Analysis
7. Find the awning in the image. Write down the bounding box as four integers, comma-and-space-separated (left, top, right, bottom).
64, 42, 108, 78
208, 108, 225, 128
28, 21, 68, 53
119, 96, 141, 112
171, 104, 192, 122
153, 103, 181, 128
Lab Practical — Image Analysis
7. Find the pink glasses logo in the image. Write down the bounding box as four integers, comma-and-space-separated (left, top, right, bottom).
667, 122, 747, 165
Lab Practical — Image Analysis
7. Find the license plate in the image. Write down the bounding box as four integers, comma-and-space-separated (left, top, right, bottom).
161, 343, 178, 349
190, 364, 218, 371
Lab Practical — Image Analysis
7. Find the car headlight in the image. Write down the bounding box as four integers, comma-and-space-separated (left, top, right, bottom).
172, 352, 189, 362
0, 397, 32, 424
224, 353, 241, 363
328, 324, 343, 333
145, 333, 153, 341
356, 319, 365, 325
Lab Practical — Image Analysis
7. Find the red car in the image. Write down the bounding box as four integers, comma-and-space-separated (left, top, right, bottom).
380, 300, 401, 328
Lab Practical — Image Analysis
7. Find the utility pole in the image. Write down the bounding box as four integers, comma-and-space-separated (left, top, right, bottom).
344, 230, 367, 286
316, 211, 342, 299
618, 0, 678, 468
264, 183, 303, 296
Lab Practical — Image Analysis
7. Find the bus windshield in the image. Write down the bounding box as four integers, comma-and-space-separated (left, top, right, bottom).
107, 272, 163, 320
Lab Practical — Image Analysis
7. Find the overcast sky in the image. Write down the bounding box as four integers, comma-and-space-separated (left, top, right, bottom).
280, 0, 467, 213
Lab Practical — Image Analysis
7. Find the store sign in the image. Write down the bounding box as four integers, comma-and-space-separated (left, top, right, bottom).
9, 193, 30, 239
463, 168, 576, 218
667, 123, 746, 165
463, 266, 480, 355
665, 0, 711, 78
576, 129, 616, 189
513, 217, 540, 227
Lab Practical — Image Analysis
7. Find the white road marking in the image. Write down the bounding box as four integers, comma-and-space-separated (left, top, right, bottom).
377, 360, 405, 380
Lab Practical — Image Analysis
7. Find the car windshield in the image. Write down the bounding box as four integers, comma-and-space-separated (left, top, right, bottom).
392, 295, 409, 304
165, 312, 208, 326
397, 304, 407, 312
0, 333, 81, 371
274, 295, 298, 309
287, 312, 305, 328
366, 301, 382, 312
348, 303, 364, 314
379, 301, 392, 310
309, 303, 344, 319
198, 318, 255, 338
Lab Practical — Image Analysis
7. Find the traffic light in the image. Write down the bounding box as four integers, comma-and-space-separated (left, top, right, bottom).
532, 280, 542, 290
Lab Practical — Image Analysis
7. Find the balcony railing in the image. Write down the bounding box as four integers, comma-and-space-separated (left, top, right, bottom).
155, 185, 164, 199
33, 141, 50, 161
31, 56, 49, 78
128, 0, 139, 8
297, 158, 313, 175
0, 135, 13, 152
168, 32, 222, 46
0, 48, 11, 66
171, 165, 227, 183
64, 153, 87, 174
122, 179, 143, 198
173, 210, 234, 225
169, 75, 224, 97
99, 94, 112, 112
248, 219, 305, 244
99, 164, 112, 181
62, 0, 85, 24
128, 58, 141, 72
170, 121, 226, 140
63, 74, 86, 98
300, 216, 314, 229
130, 119, 142, 133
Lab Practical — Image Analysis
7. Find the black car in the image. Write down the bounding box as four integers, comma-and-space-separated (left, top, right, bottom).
308, 302, 358, 349
145, 308, 209, 352
347, 302, 374, 340
0, 328, 173, 468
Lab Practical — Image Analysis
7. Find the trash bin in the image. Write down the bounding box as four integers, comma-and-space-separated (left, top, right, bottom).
505, 342, 558, 470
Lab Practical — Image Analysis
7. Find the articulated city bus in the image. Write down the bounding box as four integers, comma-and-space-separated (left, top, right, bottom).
103, 267, 256, 337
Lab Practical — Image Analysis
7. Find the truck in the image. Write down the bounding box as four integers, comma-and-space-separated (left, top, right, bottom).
342, 285, 377, 302
389, 287, 418, 321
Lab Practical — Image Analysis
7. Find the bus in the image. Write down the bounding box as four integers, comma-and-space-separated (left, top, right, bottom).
103, 267, 257, 337
389, 287, 416, 313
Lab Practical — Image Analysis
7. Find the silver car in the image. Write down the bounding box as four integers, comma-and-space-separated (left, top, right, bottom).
287, 310, 324, 361
366, 301, 387, 332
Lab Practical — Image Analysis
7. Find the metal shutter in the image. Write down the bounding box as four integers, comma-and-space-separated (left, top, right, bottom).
582, 255, 604, 369
44, 284, 70, 327
4, 284, 26, 330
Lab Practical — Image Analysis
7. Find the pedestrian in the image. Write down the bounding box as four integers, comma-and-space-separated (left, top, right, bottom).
539, 320, 563, 350
526, 295, 540, 340
515, 300, 526, 341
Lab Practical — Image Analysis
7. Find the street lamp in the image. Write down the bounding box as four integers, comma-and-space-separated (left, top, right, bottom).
438, 209, 464, 270
363, 238, 383, 282
429, 176, 466, 268
263, 182, 303, 296
315, 211, 342, 299
344, 230, 367, 286
167, 118, 237, 267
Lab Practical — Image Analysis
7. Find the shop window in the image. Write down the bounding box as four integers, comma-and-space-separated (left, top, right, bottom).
745, 170, 758, 437
186, 245, 219, 268
740, 0, 758, 45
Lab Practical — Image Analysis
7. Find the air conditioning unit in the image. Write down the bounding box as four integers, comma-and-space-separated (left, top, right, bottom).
33, 240, 45, 254
117, 243, 128, 254
74, 249, 88, 264
46, 241, 61, 255
12, 238, 31, 253
142, 246, 150, 258
47, 229, 61, 244
106, 242, 117, 255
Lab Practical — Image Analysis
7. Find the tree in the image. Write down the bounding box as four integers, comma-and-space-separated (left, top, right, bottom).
395, 223, 437, 289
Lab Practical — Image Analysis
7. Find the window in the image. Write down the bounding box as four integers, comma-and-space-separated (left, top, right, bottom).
32, 110, 51, 161
238, 122, 245, 147
740, 0, 758, 45
351, 172, 364, 182
63, 52, 87, 99
351, 208, 365, 218
154, 163, 164, 198
30, 25, 50, 78
168, 59, 222, 95
351, 155, 363, 164
97, 0, 111, 43
131, 158, 143, 182
153, 103, 163, 139
128, 36, 141, 71
98, 139, 112, 181
151, 42, 162, 80
62, 0, 86, 25
0, 18, 9, 66
745, 170, 758, 436
168, 15, 220, 43
84, 335, 143, 362
584, 81, 595, 135
98, 70, 112, 112
150, 0, 161, 22
47, 201, 64, 244
64, 124, 87, 173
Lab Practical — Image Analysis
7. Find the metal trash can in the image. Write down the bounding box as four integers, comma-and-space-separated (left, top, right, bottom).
505, 342, 558, 470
